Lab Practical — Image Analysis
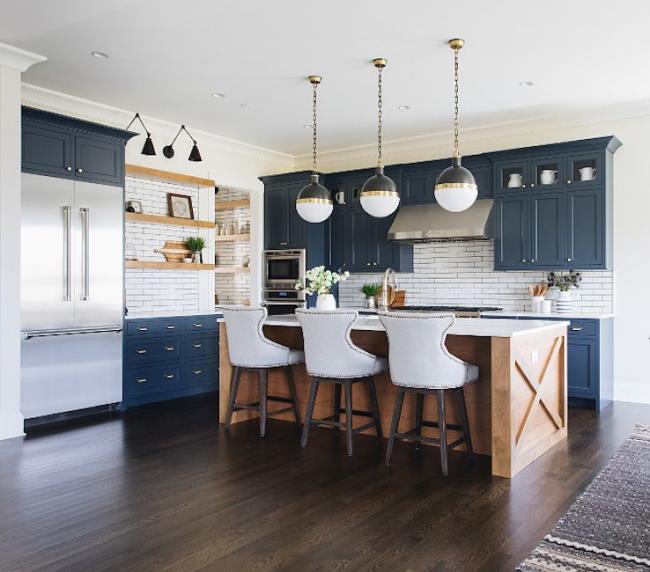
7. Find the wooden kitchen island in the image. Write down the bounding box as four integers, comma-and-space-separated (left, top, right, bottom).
219, 315, 568, 478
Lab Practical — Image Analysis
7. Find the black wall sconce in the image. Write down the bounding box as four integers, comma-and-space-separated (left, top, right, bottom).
163, 125, 202, 162
125, 113, 156, 156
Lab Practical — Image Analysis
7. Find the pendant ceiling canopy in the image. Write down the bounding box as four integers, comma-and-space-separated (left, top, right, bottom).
434, 38, 478, 212
296, 75, 333, 224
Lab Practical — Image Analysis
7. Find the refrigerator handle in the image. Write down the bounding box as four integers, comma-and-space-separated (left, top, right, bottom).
80, 207, 90, 301
63, 206, 72, 302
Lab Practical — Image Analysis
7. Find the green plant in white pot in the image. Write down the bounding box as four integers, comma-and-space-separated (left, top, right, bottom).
295, 266, 349, 310
361, 283, 380, 309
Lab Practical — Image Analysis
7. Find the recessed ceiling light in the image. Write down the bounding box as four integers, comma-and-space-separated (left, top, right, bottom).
90, 51, 110, 59
211, 92, 225, 99
398, 105, 411, 110
519, 81, 534, 87
240, 103, 251, 108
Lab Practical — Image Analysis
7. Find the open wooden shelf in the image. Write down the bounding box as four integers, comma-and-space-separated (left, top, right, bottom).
215, 199, 250, 211
125, 260, 216, 271
126, 164, 215, 187
214, 266, 250, 274
125, 212, 214, 229
214, 233, 250, 242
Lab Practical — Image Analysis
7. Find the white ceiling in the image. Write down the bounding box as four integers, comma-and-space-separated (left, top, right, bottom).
3, 0, 650, 156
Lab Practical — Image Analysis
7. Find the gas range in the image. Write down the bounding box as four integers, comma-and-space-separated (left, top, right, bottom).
394, 305, 503, 318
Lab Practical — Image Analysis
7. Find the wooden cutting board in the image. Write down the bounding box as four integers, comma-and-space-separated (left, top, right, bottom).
376, 286, 406, 308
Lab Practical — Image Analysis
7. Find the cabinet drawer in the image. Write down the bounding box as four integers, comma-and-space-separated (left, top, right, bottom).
127, 318, 185, 338
127, 338, 180, 364
182, 360, 218, 386
185, 315, 219, 333
182, 334, 218, 359
566, 319, 598, 339
125, 365, 180, 394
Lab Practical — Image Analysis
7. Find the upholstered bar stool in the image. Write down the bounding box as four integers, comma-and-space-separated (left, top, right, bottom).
296, 309, 384, 456
378, 311, 478, 476
221, 307, 303, 437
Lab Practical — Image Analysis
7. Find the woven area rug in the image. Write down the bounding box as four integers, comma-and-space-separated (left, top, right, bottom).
517, 425, 650, 571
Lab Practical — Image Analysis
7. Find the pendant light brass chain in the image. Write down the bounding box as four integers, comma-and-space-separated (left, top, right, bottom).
312, 80, 318, 172
453, 46, 460, 158
377, 65, 383, 167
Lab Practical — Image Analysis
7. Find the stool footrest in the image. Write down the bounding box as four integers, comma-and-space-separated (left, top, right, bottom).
267, 406, 296, 417
421, 420, 464, 431
310, 418, 345, 428
268, 395, 293, 404
233, 402, 260, 411
352, 421, 378, 434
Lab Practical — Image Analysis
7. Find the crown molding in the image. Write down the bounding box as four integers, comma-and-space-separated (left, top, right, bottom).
0, 43, 46, 72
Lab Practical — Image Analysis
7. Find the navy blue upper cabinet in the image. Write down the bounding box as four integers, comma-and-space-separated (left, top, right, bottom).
490, 136, 620, 271
264, 187, 289, 248
400, 162, 438, 204
22, 107, 134, 187
495, 194, 530, 270
22, 122, 74, 178
531, 191, 566, 267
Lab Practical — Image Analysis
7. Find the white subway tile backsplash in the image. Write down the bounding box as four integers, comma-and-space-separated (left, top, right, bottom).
338, 240, 613, 313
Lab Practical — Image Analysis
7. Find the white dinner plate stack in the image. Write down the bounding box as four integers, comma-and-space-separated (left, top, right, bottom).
554, 299, 574, 313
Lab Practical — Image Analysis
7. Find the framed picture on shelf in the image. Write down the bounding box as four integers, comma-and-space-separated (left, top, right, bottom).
167, 193, 194, 219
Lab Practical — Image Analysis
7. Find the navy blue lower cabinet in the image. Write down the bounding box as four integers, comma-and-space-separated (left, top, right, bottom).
122, 314, 220, 409
482, 315, 613, 410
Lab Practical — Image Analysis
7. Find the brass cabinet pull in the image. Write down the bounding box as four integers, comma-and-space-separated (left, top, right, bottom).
571, 326, 584, 332
136, 349, 147, 354
164, 374, 175, 379
193, 369, 203, 375
164, 346, 175, 351
66, 166, 72, 172
136, 378, 147, 384
138, 327, 148, 332
193, 343, 202, 348
77, 168, 83, 173
166, 325, 175, 330
192, 323, 203, 328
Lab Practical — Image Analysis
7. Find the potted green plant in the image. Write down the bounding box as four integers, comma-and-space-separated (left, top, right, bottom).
361, 283, 380, 309
295, 266, 350, 310
185, 236, 206, 263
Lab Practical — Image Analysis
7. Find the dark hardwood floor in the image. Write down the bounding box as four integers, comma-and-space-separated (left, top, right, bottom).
0, 397, 648, 572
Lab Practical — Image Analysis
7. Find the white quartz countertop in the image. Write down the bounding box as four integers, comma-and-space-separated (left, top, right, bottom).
125, 309, 223, 320
263, 315, 569, 338
481, 310, 614, 320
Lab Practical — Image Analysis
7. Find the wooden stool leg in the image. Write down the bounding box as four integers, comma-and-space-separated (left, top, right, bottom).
456, 387, 474, 459
367, 376, 383, 440
225, 366, 241, 430
414, 392, 424, 451
258, 369, 268, 437
385, 388, 405, 465
333, 384, 342, 430
301, 378, 320, 447
344, 381, 354, 456
285, 366, 301, 426
436, 389, 448, 476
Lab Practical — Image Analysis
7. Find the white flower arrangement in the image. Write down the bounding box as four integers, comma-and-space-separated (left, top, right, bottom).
295, 266, 350, 296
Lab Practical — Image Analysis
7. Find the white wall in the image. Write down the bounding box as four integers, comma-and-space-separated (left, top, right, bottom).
21, 83, 294, 308
295, 106, 650, 405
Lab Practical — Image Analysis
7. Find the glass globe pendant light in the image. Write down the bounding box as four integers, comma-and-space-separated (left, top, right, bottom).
360, 58, 400, 218
296, 75, 333, 224
434, 39, 478, 212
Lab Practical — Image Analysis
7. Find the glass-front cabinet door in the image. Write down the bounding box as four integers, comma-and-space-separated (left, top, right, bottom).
565, 151, 604, 189
531, 155, 564, 191
494, 159, 532, 194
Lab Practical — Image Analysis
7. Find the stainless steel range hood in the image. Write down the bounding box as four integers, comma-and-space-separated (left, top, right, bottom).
387, 199, 494, 242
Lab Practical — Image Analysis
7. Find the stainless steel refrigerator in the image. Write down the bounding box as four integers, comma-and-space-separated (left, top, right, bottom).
20, 172, 123, 420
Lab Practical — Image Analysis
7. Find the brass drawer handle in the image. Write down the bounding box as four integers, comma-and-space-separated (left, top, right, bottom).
136, 378, 147, 384
166, 325, 176, 330
136, 349, 147, 354
571, 326, 584, 332
164, 374, 175, 380
192, 343, 203, 348
137, 327, 148, 332
164, 346, 175, 351
192, 323, 203, 328
192, 369, 203, 375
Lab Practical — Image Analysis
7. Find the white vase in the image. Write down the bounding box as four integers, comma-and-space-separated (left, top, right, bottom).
316, 293, 336, 311
558, 290, 572, 301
